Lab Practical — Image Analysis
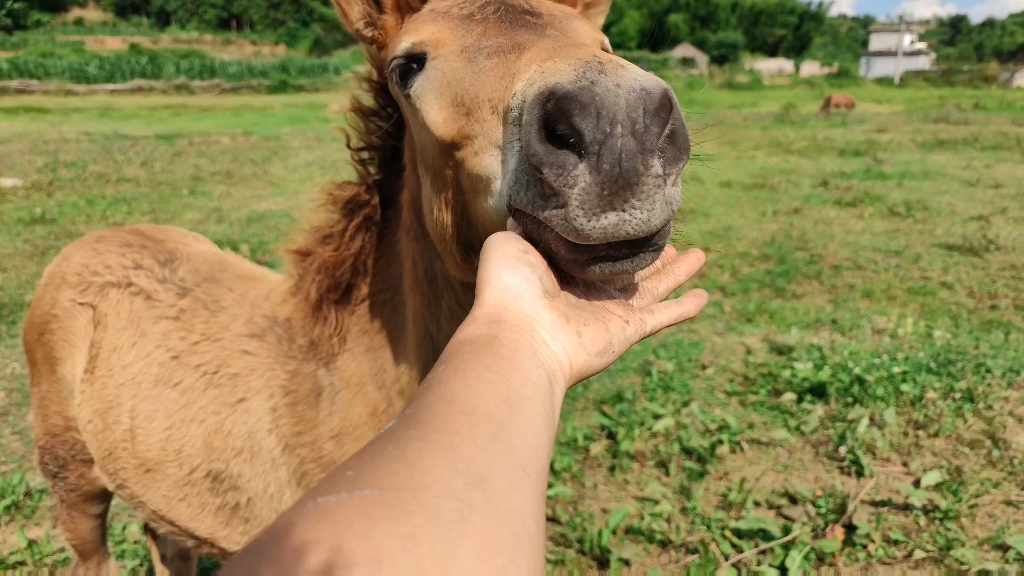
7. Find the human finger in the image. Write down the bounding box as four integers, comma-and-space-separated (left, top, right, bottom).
631, 249, 706, 307
506, 217, 522, 234
635, 245, 678, 283
635, 288, 709, 339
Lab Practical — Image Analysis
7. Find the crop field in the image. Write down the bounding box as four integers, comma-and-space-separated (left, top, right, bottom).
1, 83, 1022, 572
0, 34, 364, 85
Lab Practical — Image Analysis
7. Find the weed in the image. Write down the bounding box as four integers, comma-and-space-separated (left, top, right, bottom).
774, 101, 802, 124
0, 472, 46, 524
886, 198, 929, 219
938, 229, 1005, 257
0, 528, 70, 571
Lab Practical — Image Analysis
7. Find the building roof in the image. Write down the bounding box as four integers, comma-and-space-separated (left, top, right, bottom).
669, 43, 708, 60
669, 42, 709, 70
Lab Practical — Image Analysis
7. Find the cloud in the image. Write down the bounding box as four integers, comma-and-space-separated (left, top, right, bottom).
967, 0, 1024, 20
828, 0, 857, 16
894, 0, 959, 19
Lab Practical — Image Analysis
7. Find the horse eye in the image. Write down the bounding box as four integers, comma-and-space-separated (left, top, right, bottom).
391, 54, 428, 92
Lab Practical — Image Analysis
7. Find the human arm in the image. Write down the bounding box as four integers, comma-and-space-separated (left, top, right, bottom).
220, 230, 708, 574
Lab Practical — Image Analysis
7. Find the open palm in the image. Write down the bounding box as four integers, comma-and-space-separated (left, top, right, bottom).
473, 226, 708, 390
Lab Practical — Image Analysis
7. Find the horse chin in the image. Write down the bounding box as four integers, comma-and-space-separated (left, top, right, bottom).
508, 207, 671, 284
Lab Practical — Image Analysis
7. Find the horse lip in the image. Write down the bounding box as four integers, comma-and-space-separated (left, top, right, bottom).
508, 206, 671, 280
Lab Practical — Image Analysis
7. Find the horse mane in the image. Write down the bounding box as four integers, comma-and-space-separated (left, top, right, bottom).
285, 48, 407, 332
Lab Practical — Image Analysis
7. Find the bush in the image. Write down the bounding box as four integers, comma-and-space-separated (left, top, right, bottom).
775, 100, 801, 123
124, 42, 210, 60
707, 30, 745, 65
896, 61, 1005, 88
1, 1, 52, 32
0, 33, 82, 51
832, 61, 859, 79
616, 50, 679, 73
721, 68, 764, 89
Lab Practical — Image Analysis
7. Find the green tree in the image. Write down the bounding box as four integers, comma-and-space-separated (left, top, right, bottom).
602, 0, 830, 60
924, 11, 1024, 64
803, 14, 875, 63
734, 0, 827, 57
707, 29, 744, 64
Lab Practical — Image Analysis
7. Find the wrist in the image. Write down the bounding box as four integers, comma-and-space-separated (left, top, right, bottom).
451, 307, 570, 410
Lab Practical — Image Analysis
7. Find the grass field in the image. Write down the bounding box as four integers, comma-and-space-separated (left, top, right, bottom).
1, 82, 1023, 572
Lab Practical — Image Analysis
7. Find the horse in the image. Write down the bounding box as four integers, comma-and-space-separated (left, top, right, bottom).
819, 92, 856, 116
23, 0, 691, 573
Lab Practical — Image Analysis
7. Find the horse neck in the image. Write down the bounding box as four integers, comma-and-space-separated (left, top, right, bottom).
370, 143, 476, 382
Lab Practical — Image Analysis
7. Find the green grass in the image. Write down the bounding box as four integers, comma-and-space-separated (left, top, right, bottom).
0, 35, 84, 51
1, 83, 1023, 572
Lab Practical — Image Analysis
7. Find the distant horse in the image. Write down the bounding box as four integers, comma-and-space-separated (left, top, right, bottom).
820, 93, 856, 116
23, 0, 692, 574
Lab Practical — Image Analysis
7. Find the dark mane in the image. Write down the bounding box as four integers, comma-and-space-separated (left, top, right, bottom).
286, 48, 406, 329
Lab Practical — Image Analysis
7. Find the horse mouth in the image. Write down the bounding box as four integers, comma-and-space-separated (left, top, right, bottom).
508, 207, 671, 282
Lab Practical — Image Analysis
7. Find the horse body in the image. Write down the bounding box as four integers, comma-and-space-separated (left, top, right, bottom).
25, 0, 692, 573
820, 93, 857, 116
27, 171, 472, 564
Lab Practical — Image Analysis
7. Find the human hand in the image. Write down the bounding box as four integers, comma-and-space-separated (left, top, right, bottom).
470, 222, 708, 391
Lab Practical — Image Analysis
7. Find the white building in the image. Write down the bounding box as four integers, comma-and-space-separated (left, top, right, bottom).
859, 24, 937, 80
746, 57, 796, 77
1000, 68, 1024, 89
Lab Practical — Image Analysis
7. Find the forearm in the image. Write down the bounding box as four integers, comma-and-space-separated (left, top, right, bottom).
222, 313, 565, 574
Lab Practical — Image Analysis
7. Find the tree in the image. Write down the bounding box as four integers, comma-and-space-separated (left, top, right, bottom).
734, 0, 827, 57
707, 30, 744, 64
99, 0, 352, 52
924, 12, 1024, 64
602, 0, 832, 61
803, 14, 874, 63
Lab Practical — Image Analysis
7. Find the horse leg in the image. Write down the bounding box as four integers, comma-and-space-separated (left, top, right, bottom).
28, 303, 115, 575
36, 435, 115, 576
145, 524, 198, 576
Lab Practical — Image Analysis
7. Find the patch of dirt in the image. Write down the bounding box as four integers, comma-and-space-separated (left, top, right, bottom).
54, 3, 113, 24
0, 471, 56, 547
698, 439, 843, 515
0, 51, 16, 58
326, 101, 350, 116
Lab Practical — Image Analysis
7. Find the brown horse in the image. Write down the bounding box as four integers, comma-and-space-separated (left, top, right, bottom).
23, 0, 691, 574
819, 92, 856, 116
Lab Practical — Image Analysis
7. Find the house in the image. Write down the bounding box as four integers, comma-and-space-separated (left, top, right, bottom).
747, 57, 796, 77
669, 43, 709, 75
799, 60, 839, 77
859, 24, 937, 80
1000, 68, 1024, 88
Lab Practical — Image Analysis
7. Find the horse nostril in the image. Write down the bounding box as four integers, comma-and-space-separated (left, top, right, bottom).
654, 88, 690, 170
541, 102, 586, 160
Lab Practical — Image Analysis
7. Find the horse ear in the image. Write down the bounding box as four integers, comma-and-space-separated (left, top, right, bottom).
385, 0, 426, 26
549, 0, 613, 28
332, 0, 428, 50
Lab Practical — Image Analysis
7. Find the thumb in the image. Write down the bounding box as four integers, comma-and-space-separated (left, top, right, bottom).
506, 217, 523, 235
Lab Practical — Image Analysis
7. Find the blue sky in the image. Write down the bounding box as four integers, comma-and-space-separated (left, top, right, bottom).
832, 0, 1023, 21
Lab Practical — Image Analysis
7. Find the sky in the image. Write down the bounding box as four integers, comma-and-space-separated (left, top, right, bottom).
829, 0, 1024, 21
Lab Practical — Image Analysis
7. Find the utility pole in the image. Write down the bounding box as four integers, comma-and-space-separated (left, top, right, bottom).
893, 17, 906, 85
